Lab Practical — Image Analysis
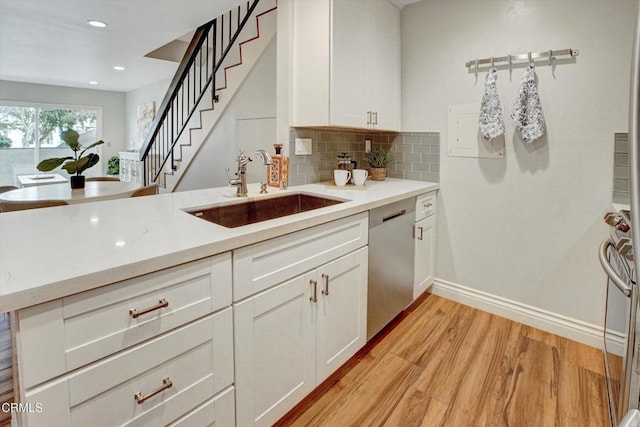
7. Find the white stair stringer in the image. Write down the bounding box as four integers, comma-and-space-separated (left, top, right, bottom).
161, 0, 277, 193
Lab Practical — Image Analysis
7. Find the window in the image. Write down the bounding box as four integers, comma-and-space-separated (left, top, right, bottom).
0, 103, 101, 186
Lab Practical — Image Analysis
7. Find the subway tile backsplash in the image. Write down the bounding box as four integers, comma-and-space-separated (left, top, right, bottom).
613, 132, 630, 203
288, 128, 440, 186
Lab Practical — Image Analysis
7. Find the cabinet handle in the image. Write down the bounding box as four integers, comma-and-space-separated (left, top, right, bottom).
129, 298, 169, 319
134, 377, 173, 404
310, 279, 318, 303
417, 226, 424, 240
367, 111, 372, 125
373, 112, 378, 125
424, 202, 433, 209
321, 273, 330, 296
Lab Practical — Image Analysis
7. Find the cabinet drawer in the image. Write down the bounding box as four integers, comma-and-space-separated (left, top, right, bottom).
17, 253, 232, 388
22, 309, 234, 427
416, 191, 436, 221
168, 386, 235, 426
233, 212, 368, 301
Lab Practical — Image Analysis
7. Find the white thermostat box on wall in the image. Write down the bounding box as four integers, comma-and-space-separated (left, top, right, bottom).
447, 104, 504, 158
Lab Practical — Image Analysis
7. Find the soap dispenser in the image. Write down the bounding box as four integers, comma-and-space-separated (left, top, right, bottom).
267, 143, 289, 188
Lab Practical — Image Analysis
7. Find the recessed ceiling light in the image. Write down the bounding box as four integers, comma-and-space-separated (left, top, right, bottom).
88, 81, 98, 85
113, 66, 125, 71
87, 20, 107, 28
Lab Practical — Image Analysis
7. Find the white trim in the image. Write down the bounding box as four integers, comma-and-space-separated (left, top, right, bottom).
430, 278, 605, 349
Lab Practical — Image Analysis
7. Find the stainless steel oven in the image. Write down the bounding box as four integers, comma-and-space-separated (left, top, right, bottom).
601, 209, 637, 425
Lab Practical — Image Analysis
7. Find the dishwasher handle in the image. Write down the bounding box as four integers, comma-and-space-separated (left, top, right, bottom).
382, 209, 407, 222
599, 239, 632, 297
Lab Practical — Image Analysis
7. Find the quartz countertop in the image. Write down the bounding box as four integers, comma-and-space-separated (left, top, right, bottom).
0, 179, 438, 312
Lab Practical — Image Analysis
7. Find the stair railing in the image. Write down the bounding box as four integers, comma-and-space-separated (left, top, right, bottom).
139, 0, 261, 186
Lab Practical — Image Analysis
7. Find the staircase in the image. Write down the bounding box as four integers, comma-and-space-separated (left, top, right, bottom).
139, 0, 277, 192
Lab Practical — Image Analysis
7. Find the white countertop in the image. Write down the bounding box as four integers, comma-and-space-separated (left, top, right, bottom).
0, 178, 438, 312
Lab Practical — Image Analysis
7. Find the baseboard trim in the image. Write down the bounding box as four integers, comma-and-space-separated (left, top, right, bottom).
430, 278, 605, 349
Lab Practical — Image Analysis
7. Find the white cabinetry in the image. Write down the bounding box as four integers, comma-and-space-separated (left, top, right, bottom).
292, 0, 400, 131
414, 192, 437, 299
233, 214, 369, 426
14, 253, 235, 427
119, 151, 142, 184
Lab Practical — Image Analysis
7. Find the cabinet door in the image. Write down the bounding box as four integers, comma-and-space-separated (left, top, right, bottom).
234, 272, 317, 427
414, 215, 436, 300
330, 0, 368, 128
366, 0, 401, 131
316, 247, 368, 383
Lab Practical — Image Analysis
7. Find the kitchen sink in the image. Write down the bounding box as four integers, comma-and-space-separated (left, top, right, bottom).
186, 193, 345, 228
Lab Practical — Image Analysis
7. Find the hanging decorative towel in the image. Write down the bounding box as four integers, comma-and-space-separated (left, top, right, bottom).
510, 65, 546, 143
478, 68, 505, 140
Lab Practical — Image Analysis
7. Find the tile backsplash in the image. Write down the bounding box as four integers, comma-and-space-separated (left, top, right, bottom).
613, 132, 629, 203
288, 128, 440, 186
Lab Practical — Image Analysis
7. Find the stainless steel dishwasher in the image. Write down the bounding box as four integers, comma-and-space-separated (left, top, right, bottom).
367, 197, 416, 340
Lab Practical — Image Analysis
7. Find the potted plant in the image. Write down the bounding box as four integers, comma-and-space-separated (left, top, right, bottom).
107, 156, 120, 175
37, 129, 104, 189
365, 149, 394, 181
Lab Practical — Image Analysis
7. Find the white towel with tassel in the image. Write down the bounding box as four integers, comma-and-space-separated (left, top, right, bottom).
510, 64, 545, 143
478, 68, 505, 140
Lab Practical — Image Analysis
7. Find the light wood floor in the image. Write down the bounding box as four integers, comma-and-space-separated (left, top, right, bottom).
275, 293, 609, 427
0, 295, 610, 427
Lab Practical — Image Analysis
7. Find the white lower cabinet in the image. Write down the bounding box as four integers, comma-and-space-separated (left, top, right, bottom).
413, 192, 437, 300
168, 385, 235, 427
21, 309, 234, 427
14, 253, 235, 427
234, 247, 368, 427
414, 214, 436, 299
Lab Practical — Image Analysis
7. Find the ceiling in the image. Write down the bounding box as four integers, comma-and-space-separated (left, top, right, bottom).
0, 0, 247, 92
0, 0, 420, 93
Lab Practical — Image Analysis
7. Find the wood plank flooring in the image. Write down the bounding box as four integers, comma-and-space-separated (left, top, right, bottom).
0, 294, 610, 427
275, 294, 609, 427
0, 312, 12, 427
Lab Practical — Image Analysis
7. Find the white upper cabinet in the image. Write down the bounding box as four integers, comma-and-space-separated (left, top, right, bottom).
292, 0, 401, 131
365, 0, 401, 131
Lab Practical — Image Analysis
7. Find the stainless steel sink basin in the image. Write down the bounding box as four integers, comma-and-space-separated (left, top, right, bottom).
186, 193, 344, 228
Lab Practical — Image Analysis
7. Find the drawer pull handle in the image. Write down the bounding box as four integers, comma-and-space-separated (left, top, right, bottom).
134, 378, 173, 404
417, 226, 424, 240
322, 273, 330, 296
424, 202, 433, 209
129, 299, 169, 319
310, 279, 318, 303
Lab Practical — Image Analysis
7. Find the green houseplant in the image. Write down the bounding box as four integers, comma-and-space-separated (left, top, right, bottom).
365, 149, 394, 181
37, 129, 104, 188
106, 156, 120, 175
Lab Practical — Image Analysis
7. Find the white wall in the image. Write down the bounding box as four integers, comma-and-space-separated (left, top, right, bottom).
176, 38, 277, 191
0, 80, 126, 174
401, 0, 637, 327
125, 79, 170, 151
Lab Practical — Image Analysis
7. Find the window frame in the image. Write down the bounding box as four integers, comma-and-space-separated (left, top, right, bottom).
0, 100, 104, 182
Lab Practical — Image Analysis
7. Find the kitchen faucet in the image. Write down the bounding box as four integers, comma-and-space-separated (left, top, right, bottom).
227, 150, 273, 197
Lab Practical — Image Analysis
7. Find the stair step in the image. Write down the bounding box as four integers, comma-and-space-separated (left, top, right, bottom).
160, 1, 277, 192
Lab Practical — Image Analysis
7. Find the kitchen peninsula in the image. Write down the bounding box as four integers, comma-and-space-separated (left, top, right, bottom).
0, 178, 437, 426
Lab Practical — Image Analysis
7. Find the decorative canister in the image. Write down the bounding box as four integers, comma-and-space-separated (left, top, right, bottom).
267, 143, 289, 188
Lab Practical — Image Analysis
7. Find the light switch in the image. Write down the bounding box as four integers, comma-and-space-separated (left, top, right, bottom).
295, 138, 312, 155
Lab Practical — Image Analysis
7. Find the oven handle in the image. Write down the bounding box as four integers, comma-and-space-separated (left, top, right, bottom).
599, 239, 632, 297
